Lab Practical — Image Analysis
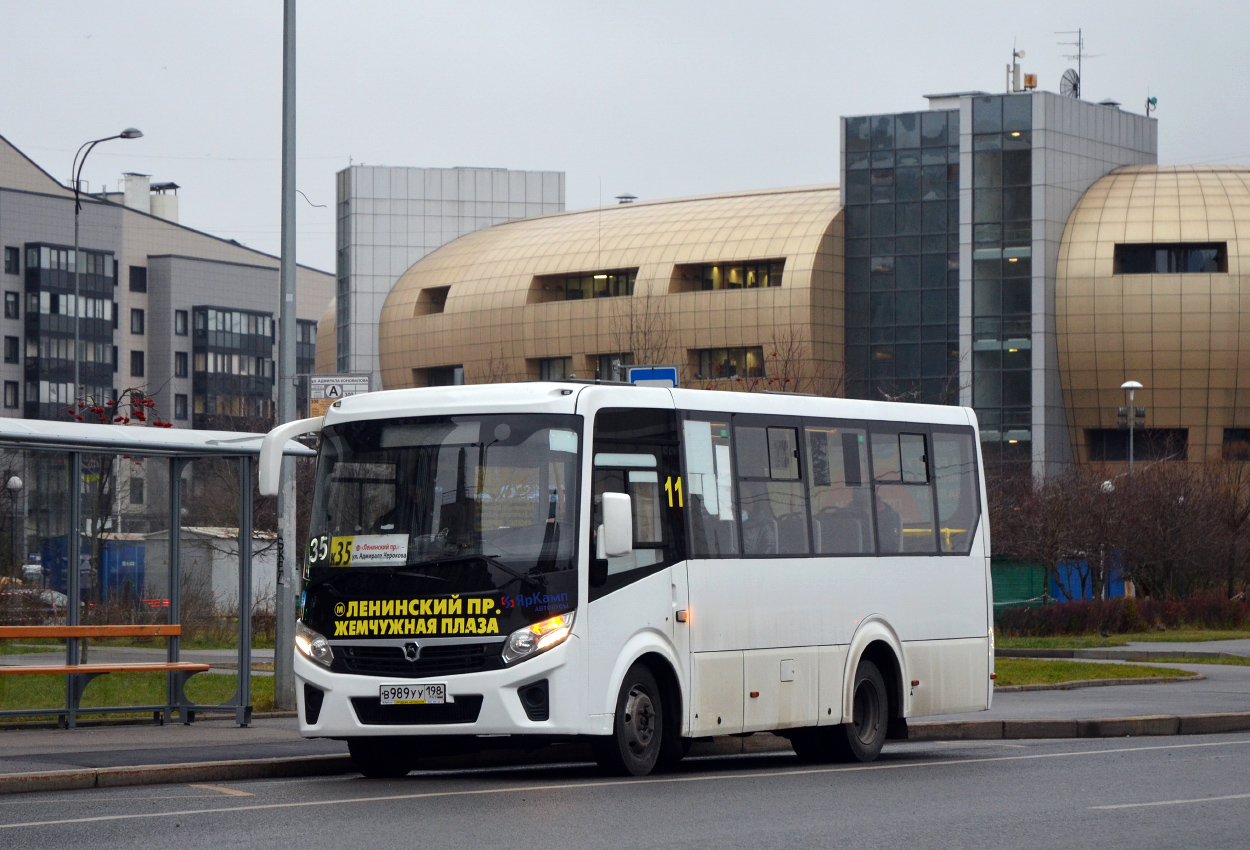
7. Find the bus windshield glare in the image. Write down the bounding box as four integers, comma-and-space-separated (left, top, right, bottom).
307, 414, 581, 591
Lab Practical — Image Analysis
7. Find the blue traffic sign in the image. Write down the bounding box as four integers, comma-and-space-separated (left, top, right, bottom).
626, 365, 680, 388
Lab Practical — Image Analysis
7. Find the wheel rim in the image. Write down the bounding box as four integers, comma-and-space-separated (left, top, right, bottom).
622, 684, 657, 755
851, 679, 881, 745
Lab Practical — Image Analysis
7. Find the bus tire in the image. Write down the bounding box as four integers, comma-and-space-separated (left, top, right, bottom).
593, 663, 664, 776
842, 659, 889, 762
348, 737, 412, 779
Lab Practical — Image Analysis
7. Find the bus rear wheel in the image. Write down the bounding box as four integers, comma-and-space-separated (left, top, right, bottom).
348, 737, 412, 779
789, 660, 889, 764
593, 663, 663, 776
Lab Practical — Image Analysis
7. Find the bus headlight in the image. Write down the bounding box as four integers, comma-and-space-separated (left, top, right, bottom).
502, 611, 575, 665
295, 619, 334, 668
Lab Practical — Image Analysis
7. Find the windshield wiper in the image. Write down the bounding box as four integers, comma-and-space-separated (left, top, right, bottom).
412, 554, 546, 590
391, 569, 449, 582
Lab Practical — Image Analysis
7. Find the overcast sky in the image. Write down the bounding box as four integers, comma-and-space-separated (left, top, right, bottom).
4, 1, 1248, 274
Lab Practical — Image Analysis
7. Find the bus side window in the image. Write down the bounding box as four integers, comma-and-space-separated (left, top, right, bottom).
805, 423, 874, 554
735, 423, 808, 556
932, 429, 980, 553
683, 418, 737, 556
871, 430, 937, 555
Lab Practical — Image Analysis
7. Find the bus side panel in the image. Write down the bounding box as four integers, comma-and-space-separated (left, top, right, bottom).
817, 644, 851, 725
690, 650, 744, 736
742, 647, 818, 732
902, 638, 989, 716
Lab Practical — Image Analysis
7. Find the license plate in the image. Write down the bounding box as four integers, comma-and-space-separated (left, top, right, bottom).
379, 682, 446, 706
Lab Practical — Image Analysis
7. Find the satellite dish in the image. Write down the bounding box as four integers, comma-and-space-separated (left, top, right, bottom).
1060, 68, 1080, 98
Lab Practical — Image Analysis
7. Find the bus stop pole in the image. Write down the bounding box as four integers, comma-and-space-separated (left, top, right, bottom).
273, 0, 298, 711
166, 458, 183, 723
237, 456, 254, 726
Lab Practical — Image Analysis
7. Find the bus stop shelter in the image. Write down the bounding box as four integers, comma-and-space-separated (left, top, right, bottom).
0, 418, 314, 726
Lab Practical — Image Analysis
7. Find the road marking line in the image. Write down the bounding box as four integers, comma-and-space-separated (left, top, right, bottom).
3, 738, 1249, 830
188, 784, 252, 797
1092, 791, 1250, 810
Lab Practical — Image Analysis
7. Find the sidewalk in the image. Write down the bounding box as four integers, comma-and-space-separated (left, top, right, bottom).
2, 642, 1249, 794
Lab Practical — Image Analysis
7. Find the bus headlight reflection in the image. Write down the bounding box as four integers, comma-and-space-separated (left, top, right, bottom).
502, 611, 575, 665
295, 619, 334, 668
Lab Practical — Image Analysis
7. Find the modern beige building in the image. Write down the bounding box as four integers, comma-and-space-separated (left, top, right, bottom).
1056, 165, 1250, 463
371, 186, 844, 393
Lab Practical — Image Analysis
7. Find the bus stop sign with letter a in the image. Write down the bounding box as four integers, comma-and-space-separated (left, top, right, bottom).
309, 374, 370, 416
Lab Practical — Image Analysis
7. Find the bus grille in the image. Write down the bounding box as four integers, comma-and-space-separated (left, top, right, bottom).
350, 695, 484, 725
334, 642, 504, 678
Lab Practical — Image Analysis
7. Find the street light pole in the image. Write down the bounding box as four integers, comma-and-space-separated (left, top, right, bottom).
71, 129, 142, 405
1121, 380, 1143, 475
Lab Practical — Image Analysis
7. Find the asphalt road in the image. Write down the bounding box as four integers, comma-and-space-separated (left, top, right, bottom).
3, 733, 1249, 850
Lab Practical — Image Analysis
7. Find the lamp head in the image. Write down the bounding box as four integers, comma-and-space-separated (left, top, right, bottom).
1121, 380, 1143, 390
6, 475, 22, 492
119, 128, 143, 140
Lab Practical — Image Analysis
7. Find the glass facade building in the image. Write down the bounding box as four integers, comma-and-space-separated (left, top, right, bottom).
843, 92, 1157, 472
842, 110, 961, 405
191, 306, 275, 429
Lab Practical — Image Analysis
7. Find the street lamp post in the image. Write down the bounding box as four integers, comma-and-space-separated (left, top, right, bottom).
70, 129, 142, 405
1120, 380, 1144, 475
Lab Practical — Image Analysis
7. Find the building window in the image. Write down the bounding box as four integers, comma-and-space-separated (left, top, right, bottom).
1114, 243, 1228, 274
3, 247, 18, 275
426, 365, 464, 386
1223, 429, 1250, 462
130, 477, 144, 505
535, 269, 637, 301
174, 351, 188, 378
597, 352, 635, 381
129, 266, 147, 292
3, 292, 18, 320
415, 286, 450, 315
697, 346, 765, 380
2, 381, 17, 408
698, 260, 785, 290
174, 310, 188, 335
130, 350, 145, 377
130, 308, 145, 335
174, 393, 188, 420
2, 337, 16, 364
1087, 428, 1188, 462
539, 357, 574, 381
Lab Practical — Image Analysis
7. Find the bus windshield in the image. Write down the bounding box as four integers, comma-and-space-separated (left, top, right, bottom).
307, 414, 581, 589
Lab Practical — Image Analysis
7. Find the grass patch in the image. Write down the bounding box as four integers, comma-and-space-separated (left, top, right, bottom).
1127, 655, 1250, 667
0, 643, 61, 656
994, 657, 1197, 687
0, 672, 275, 721
998, 629, 1250, 650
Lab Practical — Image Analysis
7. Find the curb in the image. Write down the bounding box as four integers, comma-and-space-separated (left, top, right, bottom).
906, 712, 1250, 741
997, 648, 1247, 661
3, 713, 1249, 795
994, 675, 1202, 692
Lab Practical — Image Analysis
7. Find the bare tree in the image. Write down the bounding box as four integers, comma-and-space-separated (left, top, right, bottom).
471, 345, 524, 384
610, 290, 675, 370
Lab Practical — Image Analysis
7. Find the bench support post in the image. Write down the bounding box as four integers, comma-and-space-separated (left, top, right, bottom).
64, 452, 82, 729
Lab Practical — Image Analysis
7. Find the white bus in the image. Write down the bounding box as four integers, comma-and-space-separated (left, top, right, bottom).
260, 382, 992, 777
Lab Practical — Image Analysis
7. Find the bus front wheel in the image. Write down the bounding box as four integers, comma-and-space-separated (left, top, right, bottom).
348, 737, 412, 779
791, 660, 889, 764
593, 663, 664, 776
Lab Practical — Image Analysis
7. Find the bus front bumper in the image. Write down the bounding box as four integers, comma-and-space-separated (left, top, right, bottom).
293, 636, 582, 738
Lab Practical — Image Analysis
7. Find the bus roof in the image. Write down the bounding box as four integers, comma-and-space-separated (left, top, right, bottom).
321, 382, 975, 430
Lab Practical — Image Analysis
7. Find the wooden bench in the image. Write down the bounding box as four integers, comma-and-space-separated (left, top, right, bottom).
0, 624, 211, 726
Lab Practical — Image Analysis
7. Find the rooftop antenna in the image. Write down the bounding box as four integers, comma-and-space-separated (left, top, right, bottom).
1056, 28, 1100, 100
1006, 40, 1026, 93
1145, 89, 1158, 117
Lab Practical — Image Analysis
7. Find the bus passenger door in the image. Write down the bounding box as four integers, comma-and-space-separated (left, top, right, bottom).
582, 402, 688, 724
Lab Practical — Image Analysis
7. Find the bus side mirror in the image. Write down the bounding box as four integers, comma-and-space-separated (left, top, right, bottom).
601, 492, 633, 558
